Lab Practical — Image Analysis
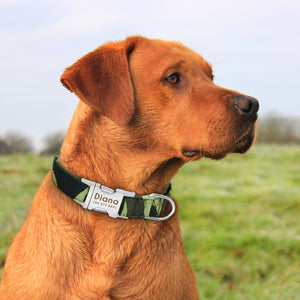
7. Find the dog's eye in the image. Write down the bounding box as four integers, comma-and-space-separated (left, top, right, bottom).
166, 73, 180, 84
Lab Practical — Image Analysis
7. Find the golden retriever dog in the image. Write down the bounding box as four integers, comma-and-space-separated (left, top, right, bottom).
0, 36, 258, 299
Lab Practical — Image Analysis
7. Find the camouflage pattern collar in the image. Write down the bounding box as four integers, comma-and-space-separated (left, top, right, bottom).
52, 155, 175, 221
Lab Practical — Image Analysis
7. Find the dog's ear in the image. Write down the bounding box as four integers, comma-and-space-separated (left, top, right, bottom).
60, 36, 141, 126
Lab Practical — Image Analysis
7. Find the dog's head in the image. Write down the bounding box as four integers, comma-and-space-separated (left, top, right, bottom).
61, 36, 258, 161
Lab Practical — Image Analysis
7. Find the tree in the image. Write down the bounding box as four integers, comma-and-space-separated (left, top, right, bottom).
0, 139, 10, 154
0, 132, 33, 154
256, 114, 300, 144
40, 131, 65, 155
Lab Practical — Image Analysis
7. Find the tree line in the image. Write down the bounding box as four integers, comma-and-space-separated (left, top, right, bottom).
0, 132, 65, 155
256, 114, 300, 144
0, 115, 300, 155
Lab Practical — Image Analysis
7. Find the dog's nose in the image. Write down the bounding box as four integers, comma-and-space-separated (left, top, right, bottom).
233, 95, 259, 121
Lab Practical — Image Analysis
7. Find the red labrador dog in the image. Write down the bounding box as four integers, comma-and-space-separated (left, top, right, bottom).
0, 36, 258, 299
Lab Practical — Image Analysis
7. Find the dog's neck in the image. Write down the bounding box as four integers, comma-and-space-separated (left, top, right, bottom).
59, 102, 184, 195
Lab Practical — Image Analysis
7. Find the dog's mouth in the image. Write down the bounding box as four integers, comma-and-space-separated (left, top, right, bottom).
205, 127, 256, 159
231, 127, 256, 154
181, 126, 256, 161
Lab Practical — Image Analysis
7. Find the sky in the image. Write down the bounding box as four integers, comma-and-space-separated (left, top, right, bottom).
0, 0, 299, 150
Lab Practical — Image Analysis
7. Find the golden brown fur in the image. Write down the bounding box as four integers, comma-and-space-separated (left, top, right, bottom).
0, 36, 258, 299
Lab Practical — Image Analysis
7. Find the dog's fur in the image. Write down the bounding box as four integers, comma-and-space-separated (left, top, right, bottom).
0, 36, 258, 299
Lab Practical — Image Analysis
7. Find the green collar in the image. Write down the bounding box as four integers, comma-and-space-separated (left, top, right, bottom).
52, 155, 175, 221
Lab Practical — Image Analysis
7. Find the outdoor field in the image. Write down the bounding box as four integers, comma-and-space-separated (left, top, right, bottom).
0, 144, 299, 299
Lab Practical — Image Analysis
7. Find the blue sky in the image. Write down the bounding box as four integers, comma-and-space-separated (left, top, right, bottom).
1, 0, 299, 149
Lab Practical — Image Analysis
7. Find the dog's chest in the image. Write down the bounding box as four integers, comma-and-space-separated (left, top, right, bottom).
104, 230, 199, 300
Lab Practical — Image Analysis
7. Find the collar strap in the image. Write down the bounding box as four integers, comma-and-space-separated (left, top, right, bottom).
52, 155, 175, 221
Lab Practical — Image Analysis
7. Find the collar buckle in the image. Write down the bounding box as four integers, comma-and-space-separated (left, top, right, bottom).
78, 179, 175, 221
78, 178, 130, 219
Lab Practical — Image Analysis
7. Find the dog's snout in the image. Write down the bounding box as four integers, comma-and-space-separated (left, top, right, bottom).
233, 95, 259, 121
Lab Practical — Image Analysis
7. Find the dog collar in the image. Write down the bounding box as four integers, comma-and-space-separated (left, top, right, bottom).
52, 155, 175, 221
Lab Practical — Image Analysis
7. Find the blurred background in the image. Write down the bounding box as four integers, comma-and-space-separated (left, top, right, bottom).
1, 1, 300, 298
0, 0, 299, 153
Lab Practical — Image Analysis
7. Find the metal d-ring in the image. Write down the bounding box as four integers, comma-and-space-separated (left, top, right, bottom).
145, 194, 176, 221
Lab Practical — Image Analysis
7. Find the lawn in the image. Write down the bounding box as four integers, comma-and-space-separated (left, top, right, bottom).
0, 145, 300, 299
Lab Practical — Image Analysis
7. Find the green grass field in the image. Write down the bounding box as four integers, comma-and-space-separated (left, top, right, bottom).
0, 145, 300, 299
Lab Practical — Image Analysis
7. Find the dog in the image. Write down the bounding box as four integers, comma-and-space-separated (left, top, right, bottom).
0, 36, 258, 299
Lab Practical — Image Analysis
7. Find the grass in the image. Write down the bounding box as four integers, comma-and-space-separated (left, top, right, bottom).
0, 145, 300, 299
0, 154, 51, 271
